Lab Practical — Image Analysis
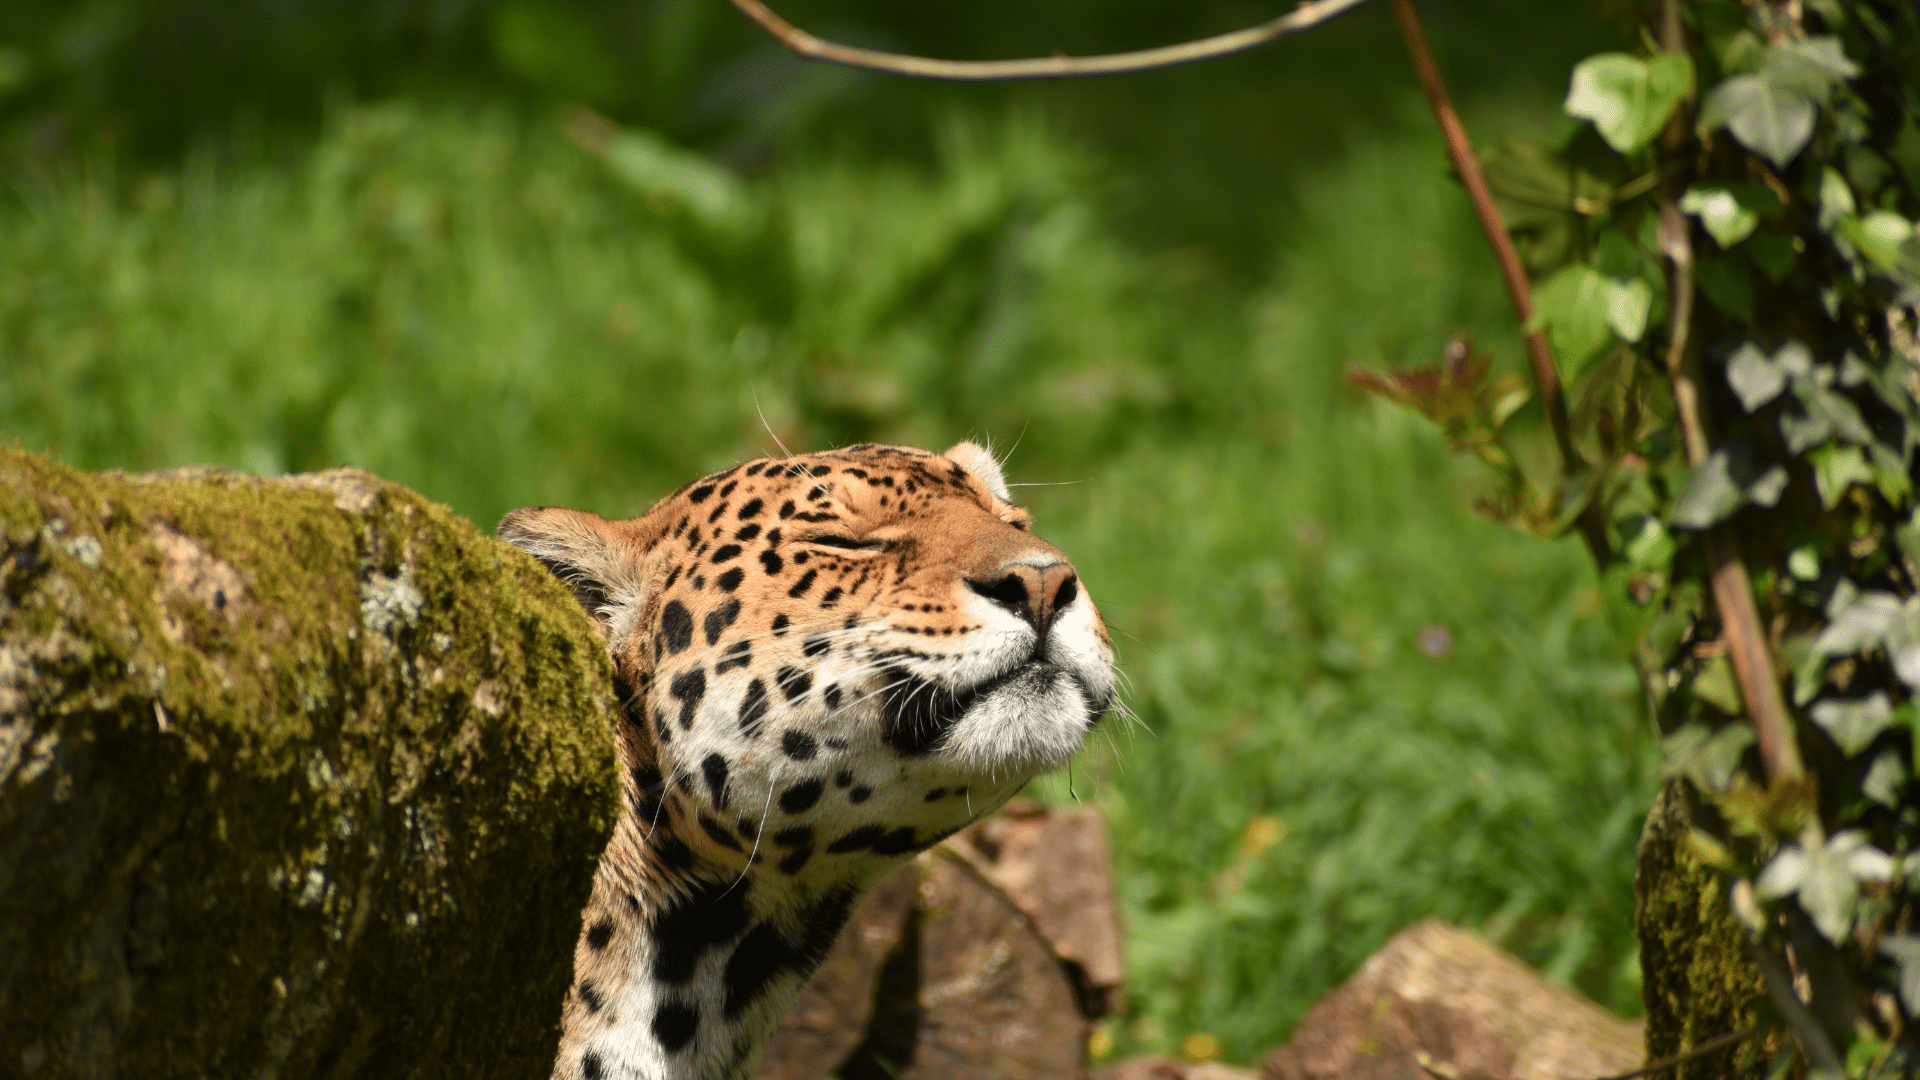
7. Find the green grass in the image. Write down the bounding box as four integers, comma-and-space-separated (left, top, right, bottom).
0, 101, 1658, 1064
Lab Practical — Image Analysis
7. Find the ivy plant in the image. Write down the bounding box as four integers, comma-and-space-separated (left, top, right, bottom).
1354, 0, 1920, 1073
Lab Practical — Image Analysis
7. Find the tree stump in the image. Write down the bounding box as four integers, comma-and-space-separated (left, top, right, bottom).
758, 802, 1124, 1080
0, 451, 620, 1079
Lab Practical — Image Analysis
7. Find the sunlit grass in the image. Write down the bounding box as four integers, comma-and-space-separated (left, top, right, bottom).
0, 102, 1657, 1064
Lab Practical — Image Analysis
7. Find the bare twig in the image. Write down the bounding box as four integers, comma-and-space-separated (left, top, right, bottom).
1593, 1026, 1755, 1080
1652, 1, 1802, 784
1387, 0, 1610, 565
726, 0, 1373, 82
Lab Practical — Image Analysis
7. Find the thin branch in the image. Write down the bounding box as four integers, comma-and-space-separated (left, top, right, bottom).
1652, 1, 1802, 784
1708, 542, 1804, 781
1387, 0, 1610, 565
725, 0, 1373, 82
1593, 1027, 1755, 1080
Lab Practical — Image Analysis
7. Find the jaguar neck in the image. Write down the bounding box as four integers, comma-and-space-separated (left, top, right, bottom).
548, 809, 869, 1080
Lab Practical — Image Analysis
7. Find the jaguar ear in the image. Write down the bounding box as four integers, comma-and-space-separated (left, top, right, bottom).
497, 506, 663, 640
943, 440, 1012, 503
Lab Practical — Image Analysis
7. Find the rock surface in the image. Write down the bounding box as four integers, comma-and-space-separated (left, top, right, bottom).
0, 451, 620, 1079
1260, 920, 1643, 1080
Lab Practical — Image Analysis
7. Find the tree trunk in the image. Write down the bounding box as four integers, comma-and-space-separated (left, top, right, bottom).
0, 450, 619, 1080
1633, 781, 1763, 1080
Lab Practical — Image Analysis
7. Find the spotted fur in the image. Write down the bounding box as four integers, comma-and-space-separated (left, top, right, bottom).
499, 441, 1116, 1080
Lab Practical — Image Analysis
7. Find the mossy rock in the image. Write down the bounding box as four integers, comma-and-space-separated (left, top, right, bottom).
0, 450, 619, 1078
1635, 780, 1763, 1079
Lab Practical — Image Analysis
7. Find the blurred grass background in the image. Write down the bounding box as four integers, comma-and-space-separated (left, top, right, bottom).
0, 0, 1659, 1064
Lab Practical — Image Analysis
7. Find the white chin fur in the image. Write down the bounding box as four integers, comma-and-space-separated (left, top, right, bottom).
939, 666, 1092, 778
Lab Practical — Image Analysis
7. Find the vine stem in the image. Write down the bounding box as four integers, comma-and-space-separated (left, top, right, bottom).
1388, 0, 1610, 565
1651, 4, 1802, 785
723, 0, 1373, 82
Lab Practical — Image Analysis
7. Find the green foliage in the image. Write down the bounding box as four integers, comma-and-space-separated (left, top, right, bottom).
1361, 0, 1920, 1071
1565, 52, 1694, 155
1695, 37, 1858, 169
0, 103, 1178, 519
0, 100, 1657, 1063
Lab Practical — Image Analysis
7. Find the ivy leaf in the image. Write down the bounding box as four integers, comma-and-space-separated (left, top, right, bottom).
1747, 465, 1788, 507
1698, 73, 1815, 168
1863, 750, 1908, 807
1671, 444, 1791, 529
1768, 36, 1860, 94
1794, 379, 1875, 447
1565, 53, 1694, 154
1478, 138, 1622, 274
1840, 349, 1919, 425
1727, 344, 1787, 411
1624, 516, 1676, 573
1604, 276, 1653, 342
1693, 657, 1745, 715
1810, 691, 1893, 756
1898, 513, 1920, 568
1755, 843, 1809, 899
1670, 452, 1746, 528
1893, 236, 1920, 307
1789, 842, 1883, 945
1526, 265, 1614, 376
1780, 412, 1832, 454
1662, 721, 1756, 789
1479, 138, 1619, 220
1818, 167, 1858, 232
1697, 39, 1857, 169
1757, 832, 1891, 943
1788, 544, 1823, 581
1816, 584, 1920, 690
1840, 834, 1895, 882
1882, 935, 1920, 1018
1687, 828, 1737, 873
1844, 210, 1916, 269
1810, 444, 1874, 508
1790, 631, 1830, 706
1724, 340, 1812, 412
1780, 368, 1877, 457
1816, 583, 1904, 654
1680, 185, 1760, 247
1718, 28, 1766, 77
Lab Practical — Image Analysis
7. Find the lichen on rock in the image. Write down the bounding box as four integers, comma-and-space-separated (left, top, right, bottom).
0, 450, 620, 1079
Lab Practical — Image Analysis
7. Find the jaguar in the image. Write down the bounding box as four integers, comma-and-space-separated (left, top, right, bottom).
499, 440, 1117, 1080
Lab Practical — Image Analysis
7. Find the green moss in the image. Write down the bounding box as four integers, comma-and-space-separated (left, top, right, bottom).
1635, 781, 1762, 1080
0, 449, 618, 1078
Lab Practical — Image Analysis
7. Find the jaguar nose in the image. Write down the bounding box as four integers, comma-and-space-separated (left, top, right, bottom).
966, 560, 1079, 639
